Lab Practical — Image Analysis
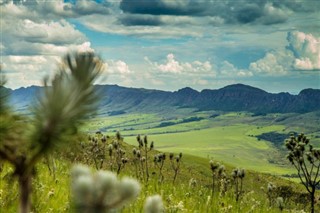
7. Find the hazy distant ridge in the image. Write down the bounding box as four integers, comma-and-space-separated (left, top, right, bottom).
4, 84, 320, 114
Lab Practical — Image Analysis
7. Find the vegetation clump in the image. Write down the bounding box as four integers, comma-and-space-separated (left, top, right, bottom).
285, 133, 320, 213
0, 52, 103, 213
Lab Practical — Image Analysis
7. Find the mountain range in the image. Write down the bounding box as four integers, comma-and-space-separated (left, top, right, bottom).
2, 84, 320, 115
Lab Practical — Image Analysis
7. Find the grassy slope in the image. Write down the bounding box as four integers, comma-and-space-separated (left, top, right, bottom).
83, 111, 320, 176
2, 111, 318, 212
0, 141, 314, 213
125, 125, 294, 175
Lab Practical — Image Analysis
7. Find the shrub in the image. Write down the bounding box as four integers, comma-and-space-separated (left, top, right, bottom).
285, 133, 320, 213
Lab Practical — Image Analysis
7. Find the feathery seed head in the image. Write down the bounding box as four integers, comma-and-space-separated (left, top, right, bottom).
144, 195, 164, 213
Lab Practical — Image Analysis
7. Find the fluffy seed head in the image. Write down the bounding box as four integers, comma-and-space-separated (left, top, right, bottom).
144, 195, 164, 213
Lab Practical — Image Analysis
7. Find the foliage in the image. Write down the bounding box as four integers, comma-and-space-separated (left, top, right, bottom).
285, 133, 320, 213
0, 52, 103, 213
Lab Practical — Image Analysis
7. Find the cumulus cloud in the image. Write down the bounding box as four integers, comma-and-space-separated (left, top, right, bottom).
119, 0, 318, 25
146, 54, 214, 77
287, 31, 320, 70
220, 61, 253, 77
2, 55, 60, 88
106, 60, 132, 75
2, 0, 113, 20
1, 2, 95, 56
259, 3, 290, 25
249, 51, 294, 75
74, 0, 318, 39
1, 1, 98, 88
18, 19, 86, 45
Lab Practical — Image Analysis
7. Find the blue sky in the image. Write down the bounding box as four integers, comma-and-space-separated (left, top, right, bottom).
1, 0, 319, 93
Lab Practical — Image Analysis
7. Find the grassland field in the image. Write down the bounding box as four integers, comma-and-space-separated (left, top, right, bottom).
82, 110, 320, 177
1, 110, 319, 212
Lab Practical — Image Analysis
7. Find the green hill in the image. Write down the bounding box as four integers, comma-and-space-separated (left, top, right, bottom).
0, 133, 317, 212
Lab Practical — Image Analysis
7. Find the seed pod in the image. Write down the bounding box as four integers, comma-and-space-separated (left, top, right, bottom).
116, 131, 121, 141
169, 153, 174, 160
132, 148, 137, 156
144, 135, 148, 146
136, 150, 141, 158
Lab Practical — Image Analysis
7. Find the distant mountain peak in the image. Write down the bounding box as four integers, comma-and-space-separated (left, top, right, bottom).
220, 84, 267, 93
177, 87, 198, 93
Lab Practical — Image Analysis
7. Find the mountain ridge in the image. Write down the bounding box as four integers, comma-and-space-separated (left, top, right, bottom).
3, 83, 320, 114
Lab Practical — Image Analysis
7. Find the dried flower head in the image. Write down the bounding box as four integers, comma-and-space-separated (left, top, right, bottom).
144, 195, 164, 213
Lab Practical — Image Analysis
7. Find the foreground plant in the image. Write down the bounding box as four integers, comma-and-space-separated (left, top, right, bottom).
0, 52, 103, 213
154, 153, 166, 183
170, 152, 182, 183
231, 168, 245, 202
137, 135, 154, 182
209, 160, 225, 196
71, 164, 140, 213
266, 182, 277, 207
144, 195, 164, 213
285, 133, 320, 213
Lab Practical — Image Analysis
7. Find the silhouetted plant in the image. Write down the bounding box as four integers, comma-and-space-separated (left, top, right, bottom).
0, 52, 103, 213
136, 135, 153, 182
209, 161, 226, 197
108, 143, 114, 171
285, 133, 320, 213
114, 142, 127, 175
170, 152, 182, 183
86, 133, 108, 170
154, 153, 166, 183
231, 168, 245, 202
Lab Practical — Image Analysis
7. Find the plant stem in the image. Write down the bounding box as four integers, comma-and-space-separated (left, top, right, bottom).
19, 175, 32, 213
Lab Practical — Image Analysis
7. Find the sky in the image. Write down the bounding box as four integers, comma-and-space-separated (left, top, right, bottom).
1, 0, 320, 94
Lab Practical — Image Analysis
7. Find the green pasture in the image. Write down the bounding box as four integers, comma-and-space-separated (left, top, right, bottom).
123, 124, 296, 175
83, 111, 320, 176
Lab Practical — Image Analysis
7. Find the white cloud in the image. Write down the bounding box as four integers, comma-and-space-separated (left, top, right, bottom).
259, 3, 290, 25
219, 61, 253, 77
106, 60, 132, 75
287, 31, 320, 70
2, 55, 60, 89
18, 19, 86, 44
147, 54, 215, 76
249, 51, 293, 76
157, 53, 183, 74
2, 1, 112, 20
1, 1, 97, 88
